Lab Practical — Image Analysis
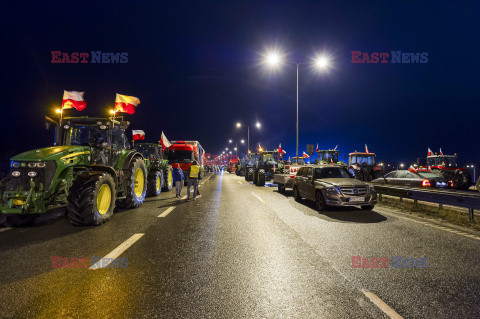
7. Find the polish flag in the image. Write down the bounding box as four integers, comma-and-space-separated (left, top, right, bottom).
132, 130, 145, 141
439, 148, 443, 156
316, 143, 319, 152
62, 91, 86, 111
278, 144, 286, 156
365, 144, 369, 154
159, 131, 171, 149
427, 148, 433, 156
302, 151, 309, 158
115, 94, 141, 114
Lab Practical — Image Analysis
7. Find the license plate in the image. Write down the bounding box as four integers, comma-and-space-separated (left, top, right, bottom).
349, 196, 365, 203
437, 182, 446, 187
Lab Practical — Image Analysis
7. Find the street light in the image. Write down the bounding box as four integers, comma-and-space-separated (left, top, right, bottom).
229, 139, 232, 143
262, 49, 331, 159
236, 121, 261, 154
240, 139, 245, 144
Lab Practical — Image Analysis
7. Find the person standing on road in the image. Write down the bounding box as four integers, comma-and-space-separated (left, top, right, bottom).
172, 164, 184, 198
187, 161, 201, 201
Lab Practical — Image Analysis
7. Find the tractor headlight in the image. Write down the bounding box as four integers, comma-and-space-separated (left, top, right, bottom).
28, 171, 37, 177
11, 162, 20, 168
37, 162, 46, 168
12, 171, 21, 177
28, 162, 37, 168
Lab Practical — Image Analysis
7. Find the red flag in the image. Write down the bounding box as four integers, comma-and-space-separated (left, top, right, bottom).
427, 147, 433, 156
115, 94, 140, 114
159, 131, 171, 150
439, 148, 443, 156
316, 143, 319, 152
278, 144, 286, 156
132, 130, 145, 141
302, 151, 309, 158
365, 144, 369, 154
62, 91, 86, 111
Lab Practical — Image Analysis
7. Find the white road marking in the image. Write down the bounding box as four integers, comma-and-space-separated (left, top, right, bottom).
0, 227, 12, 233
238, 181, 242, 184
361, 289, 403, 319
381, 211, 480, 241
251, 192, 264, 203
90, 233, 144, 269
158, 206, 175, 218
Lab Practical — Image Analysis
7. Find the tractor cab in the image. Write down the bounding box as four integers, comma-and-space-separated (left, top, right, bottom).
290, 157, 306, 166
348, 151, 383, 182
316, 150, 340, 164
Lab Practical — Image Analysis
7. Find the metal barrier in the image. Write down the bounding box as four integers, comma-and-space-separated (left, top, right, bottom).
373, 185, 480, 222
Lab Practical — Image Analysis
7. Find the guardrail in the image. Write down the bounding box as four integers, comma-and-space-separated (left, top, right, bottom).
373, 185, 480, 222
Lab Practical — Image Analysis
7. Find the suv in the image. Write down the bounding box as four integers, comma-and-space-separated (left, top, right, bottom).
293, 164, 377, 211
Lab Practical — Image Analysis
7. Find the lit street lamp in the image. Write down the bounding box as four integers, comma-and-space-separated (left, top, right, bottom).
236, 121, 261, 154
263, 50, 331, 159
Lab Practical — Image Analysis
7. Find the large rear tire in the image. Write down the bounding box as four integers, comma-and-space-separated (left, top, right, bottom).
118, 158, 147, 209
147, 170, 163, 197
245, 168, 253, 181
257, 169, 265, 186
0, 213, 6, 226
67, 173, 116, 226
163, 169, 173, 191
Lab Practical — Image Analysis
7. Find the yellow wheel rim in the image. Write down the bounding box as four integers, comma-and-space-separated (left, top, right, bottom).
97, 184, 112, 215
156, 175, 161, 192
168, 170, 173, 187
134, 168, 145, 197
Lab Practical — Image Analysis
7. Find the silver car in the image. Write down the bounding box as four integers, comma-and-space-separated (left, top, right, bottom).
293, 164, 377, 211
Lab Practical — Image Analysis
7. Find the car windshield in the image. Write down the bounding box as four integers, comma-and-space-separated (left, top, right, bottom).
66, 125, 109, 146
315, 167, 352, 179
168, 150, 193, 162
350, 155, 375, 165
418, 172, 441, 179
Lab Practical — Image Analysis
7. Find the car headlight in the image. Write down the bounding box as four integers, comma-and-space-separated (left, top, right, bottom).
12, 171, 21, 177
325, 187, 340, 194
11, 162, 20, 168
28, 171, 37, 177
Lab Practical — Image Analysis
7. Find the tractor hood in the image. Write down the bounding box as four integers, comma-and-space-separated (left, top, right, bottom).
11, 145, 89, 161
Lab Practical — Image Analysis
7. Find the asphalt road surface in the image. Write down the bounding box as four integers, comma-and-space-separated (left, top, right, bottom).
0, 171, 479, 318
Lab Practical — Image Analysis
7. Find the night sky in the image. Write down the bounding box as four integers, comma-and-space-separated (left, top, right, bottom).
1, 1, 479, 169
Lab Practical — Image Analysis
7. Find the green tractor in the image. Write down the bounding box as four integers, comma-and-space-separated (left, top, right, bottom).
135, 143, 173, 196
252, 150, 280, 187
315, 149, 346, 166
0, 116, 148, 227
244, 153, 257, 182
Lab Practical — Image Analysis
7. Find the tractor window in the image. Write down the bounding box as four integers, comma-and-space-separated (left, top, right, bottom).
68, 125, 108, 147
111, 128, 127, 150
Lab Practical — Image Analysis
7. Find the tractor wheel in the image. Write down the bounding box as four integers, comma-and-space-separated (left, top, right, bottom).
0, 213, 6, 226
162, 168, 173, 191
257, 169, 266, 186
252, 170, 258, 185
147, 170, 163, 197
245, 168, 252, 181
67, 173, 116, 226
118, 158, 147, 209
315, 191, 326, 211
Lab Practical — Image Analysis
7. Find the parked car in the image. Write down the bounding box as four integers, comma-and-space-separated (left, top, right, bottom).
293, 164, 377, 211
372, 170, 452, 188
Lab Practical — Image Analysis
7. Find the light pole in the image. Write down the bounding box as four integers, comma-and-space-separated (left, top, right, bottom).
263, 51, 330, 159
236, 121, 260, 155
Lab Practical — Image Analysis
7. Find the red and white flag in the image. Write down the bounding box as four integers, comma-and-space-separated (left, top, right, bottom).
132, 130, 145, 141
365, 144, 369, 154
278, 143, 286, 156
159, 131, 171, 149
115, 93, 141, 114
302, 151, 309, 158
427, 147, 433, 156
439, 148, 443, 156
316, 143, 319, 152
62, 91, 86, 111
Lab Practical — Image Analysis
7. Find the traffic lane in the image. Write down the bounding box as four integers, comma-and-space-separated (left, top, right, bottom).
245, 176, 480, 318
127, 171, 381, 318
0, 174, 200, 285
0, 174, 215, 317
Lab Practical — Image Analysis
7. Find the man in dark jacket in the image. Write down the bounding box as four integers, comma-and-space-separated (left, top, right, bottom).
172, 164, 184, 198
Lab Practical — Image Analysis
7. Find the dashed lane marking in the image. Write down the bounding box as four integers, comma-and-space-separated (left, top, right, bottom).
90, 233, 144, 269
0, 227, 12, 233
361, 289, 404, 319
158, 206, 175, 218
251, 192, 264, 203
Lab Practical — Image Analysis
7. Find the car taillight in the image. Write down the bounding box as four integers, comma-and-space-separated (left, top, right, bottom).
449, 180, 454, 187
422, 180, 431, 187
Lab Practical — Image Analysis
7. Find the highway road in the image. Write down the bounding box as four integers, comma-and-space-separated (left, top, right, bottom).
0, 171, 479, 318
